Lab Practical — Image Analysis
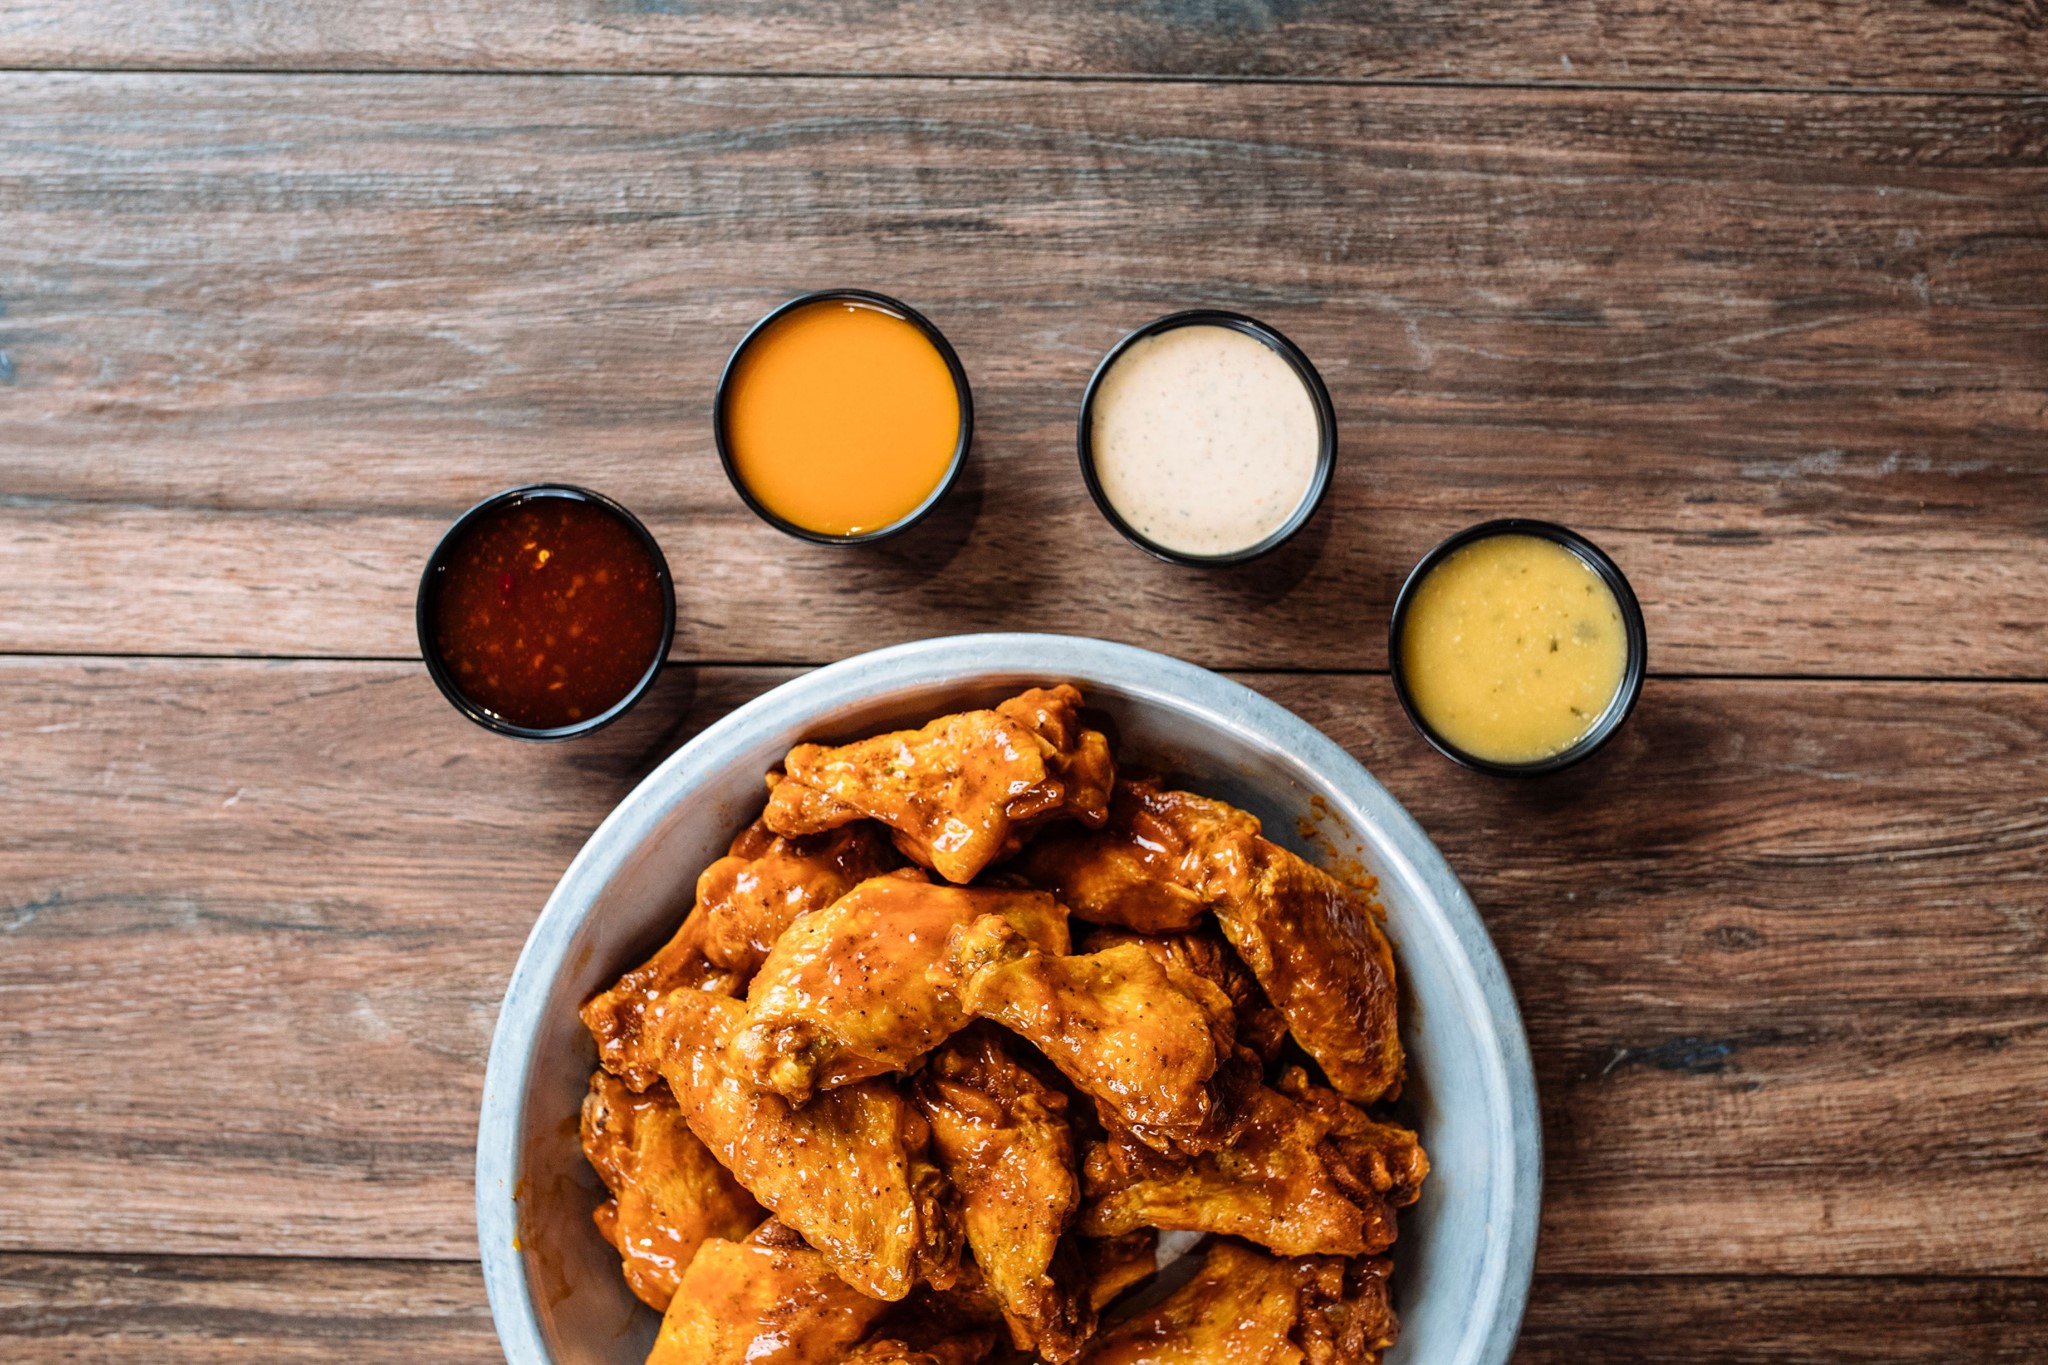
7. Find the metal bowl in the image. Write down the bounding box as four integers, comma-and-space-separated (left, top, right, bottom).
476, 633, 1540, 1365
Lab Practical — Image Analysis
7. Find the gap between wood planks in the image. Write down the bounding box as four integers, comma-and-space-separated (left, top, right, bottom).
8, 1245, 2048, 1280
1, 651, 2043, 687
0, 64, 2035, 100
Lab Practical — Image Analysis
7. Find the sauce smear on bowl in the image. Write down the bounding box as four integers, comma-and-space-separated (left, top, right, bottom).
722, 298, 963, 538
1398, 534, 1628, 765
429, 496, 667, 731
1089, 323, 1323, 558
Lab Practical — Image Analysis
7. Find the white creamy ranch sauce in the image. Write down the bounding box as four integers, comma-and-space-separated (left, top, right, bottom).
1090, 324, 1321, 557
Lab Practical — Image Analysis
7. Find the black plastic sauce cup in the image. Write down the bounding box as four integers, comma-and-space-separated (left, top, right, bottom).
1389, 519, 1646, 776
713, 289, 974, 546
1076, 309, 1337, 567
416, 484, 675, 742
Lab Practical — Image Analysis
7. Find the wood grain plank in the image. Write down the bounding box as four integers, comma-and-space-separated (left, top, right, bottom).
1512, 1275, 2048, 1363
0, 1255, 499, 1364
1, 0, 2042, 89
4, 1256, 2045, 1363
3, 76, 2044, 675
1, 660, 2042, 1273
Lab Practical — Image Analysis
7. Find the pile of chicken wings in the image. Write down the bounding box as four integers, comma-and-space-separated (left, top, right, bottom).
577, 684, 1428, 1365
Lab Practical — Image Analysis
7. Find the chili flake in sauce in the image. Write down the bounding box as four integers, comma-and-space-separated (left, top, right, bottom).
430, 496, 667, 731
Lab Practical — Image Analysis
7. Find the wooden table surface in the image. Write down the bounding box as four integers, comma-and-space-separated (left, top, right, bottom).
3, 4, 2045, 1360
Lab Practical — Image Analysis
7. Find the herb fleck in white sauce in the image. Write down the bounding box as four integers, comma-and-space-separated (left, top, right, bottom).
1090, 324, 1322, 557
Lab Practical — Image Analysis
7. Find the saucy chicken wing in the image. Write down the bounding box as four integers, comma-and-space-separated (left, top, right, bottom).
1216, 839, 1403, 1104
1025, 778, 1404, 1103
698, 820, 899, 979
580, 1070, 763, 1310
764, 685, 1114, 884
647, 1219, 890, 1365
1079, 1231, 1158, 1311
583, 820, 895, 1091
1080, 924, 1290, 1066
853, 1263, 1008, 1365
913, 1028, 1091, 1361
733, 873, 1071, 1103
836, 1337, 996, 1365
1078, 1240, 1397, 1365
931, 916, 1234, 1154
582, 906, 742, 1092
1023, 781, 1259, 934
1079, 1077, 1395, 1257
653, 990, 962, 1301
1274, 1068, 1428, 1212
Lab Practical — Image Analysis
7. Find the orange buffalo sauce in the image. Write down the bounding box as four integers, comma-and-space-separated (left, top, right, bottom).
722, 299, 962, 537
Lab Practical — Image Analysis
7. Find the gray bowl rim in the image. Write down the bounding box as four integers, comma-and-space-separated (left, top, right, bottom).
475, 631, 1540, 1365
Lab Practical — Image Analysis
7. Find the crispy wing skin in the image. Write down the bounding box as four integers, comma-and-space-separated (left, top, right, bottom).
932, 916, 1233, 1154
698, 820, 899, 979
582, 907, 743, 1092
653, 991, 962, 1301
837, 1337, 995, 1365
878, 1261, 1007, 1338
997, 685, 1115, 828
733, 874, 1071, 1102
838, 1341, 932, 1365
1079, 1078, 1393, 1257
857, 1265, 1007, 1365
1274, 1068, 1428, 1211
581, 1071, 763, 1310
1080, 925, 1290, 1066
765, 685, 1114, 885
1027, 777, 1404, 1103
1215, 840, 1403, 1104
1079, 1240, 1397, 1365
582, 821, 897, 1092
1079, 1231, 1157, 1311
914, 1029, 1091, 1362
648, 1220, 890, 1365
1022, 781, 1259, 934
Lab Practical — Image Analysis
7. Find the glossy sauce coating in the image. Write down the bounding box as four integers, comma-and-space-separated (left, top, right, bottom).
1399, 533, 1628, 764
430, 495, 666, 730
1090, 324, 1321, 556
723, 299, 962, 537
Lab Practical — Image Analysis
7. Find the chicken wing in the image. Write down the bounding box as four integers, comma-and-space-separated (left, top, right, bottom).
853, 1263, 1007, 1365
1022, 780, 1258, 934
1215, 839, 1402, 1103
1079, 1077, 1394, 1257
582, 820, 896, 1090
698, 819, 899, 978
1274, 1068, 1428, 1212
580, 1070, 763, 1310
648, 1219, 890, 1365
913, 1028, 1091, 1361
1024, 777, 1404, 1103
732, 873, 1071, 1103
1080, 925, 1290, 1066
836, 1337, 996, 1365
1078, 1240, 1397, 1365
931, 916, 1234, 1154
653, 990, 962, 1300
1079, 1230, 1157, 1311
582, 906, 743, 1092
764, 685, 1115, 884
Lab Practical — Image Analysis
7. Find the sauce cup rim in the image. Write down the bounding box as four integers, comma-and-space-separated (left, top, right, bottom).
1387, 518, 1647, 777
415, 483, 677, 743
712, 288, 975, 546
1076, 308, 1338, 568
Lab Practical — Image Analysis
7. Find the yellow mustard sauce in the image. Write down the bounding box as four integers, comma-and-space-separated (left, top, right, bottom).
1399, 534, 1628, 764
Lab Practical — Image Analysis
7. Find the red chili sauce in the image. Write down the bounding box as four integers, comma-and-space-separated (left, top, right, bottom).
430, 496, 667, 731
